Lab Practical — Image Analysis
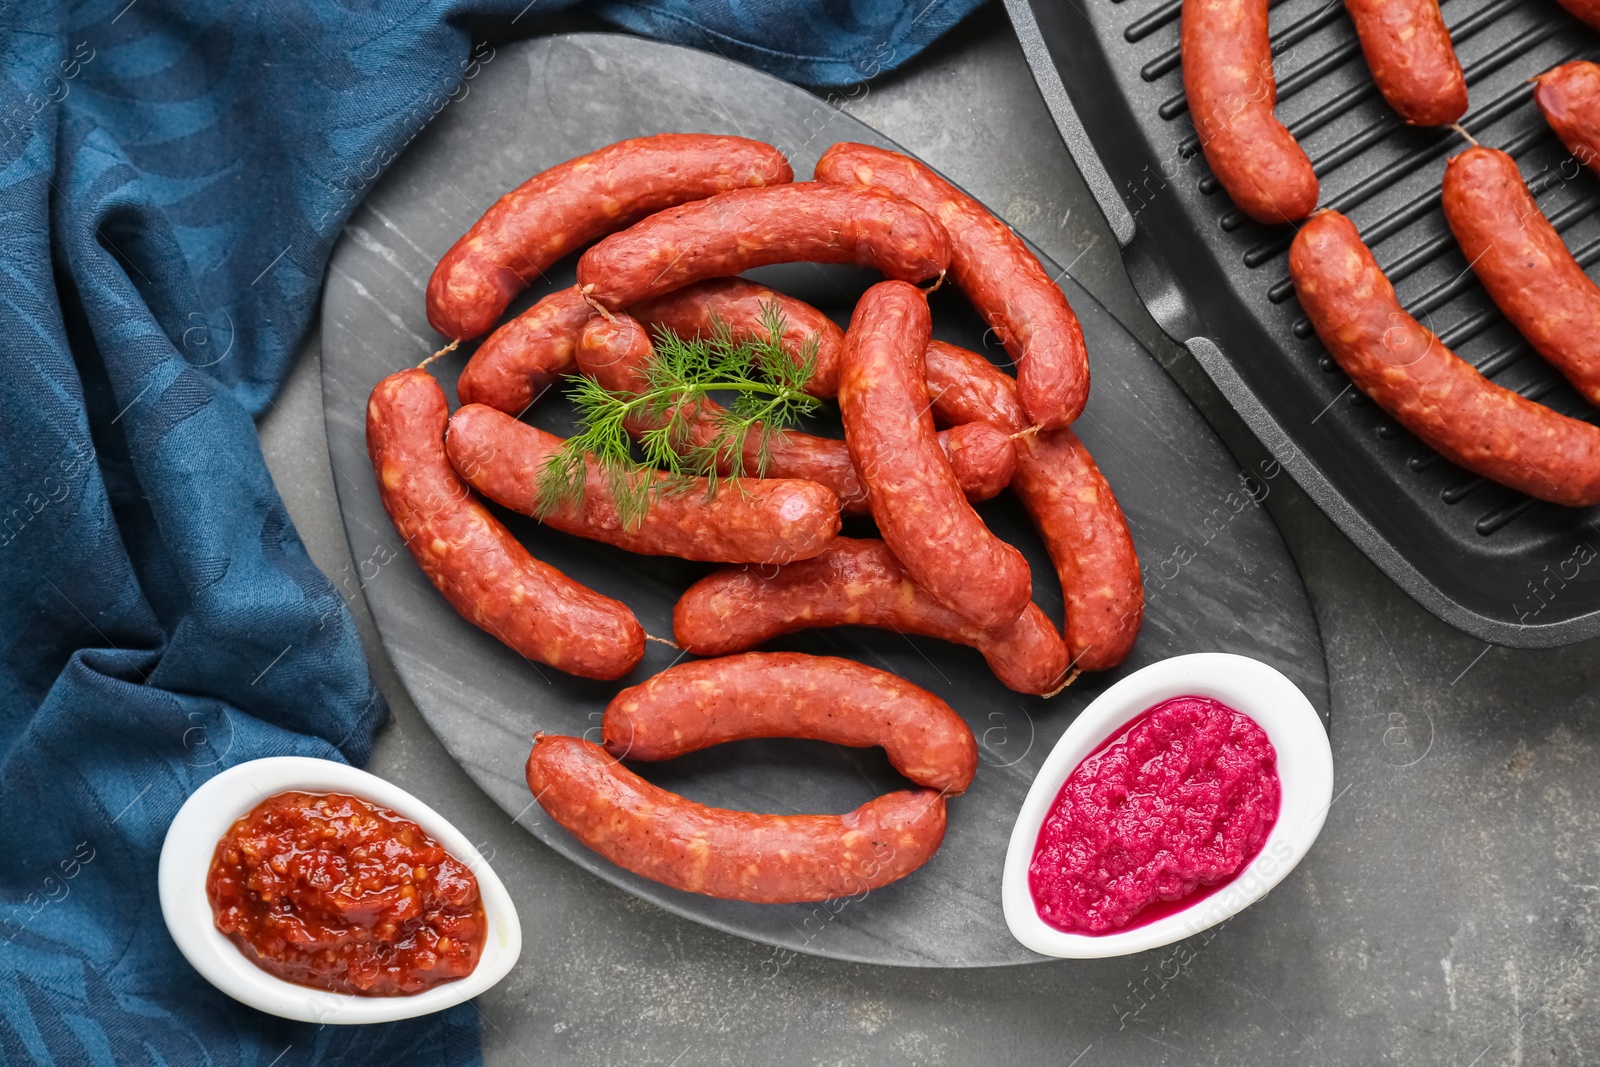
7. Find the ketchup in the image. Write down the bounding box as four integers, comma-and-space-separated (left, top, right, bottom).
207, 791, 485, 995
1028, 696, 1280, 935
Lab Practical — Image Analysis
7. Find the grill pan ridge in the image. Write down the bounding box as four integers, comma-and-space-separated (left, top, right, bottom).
1007, 0, 1600, 647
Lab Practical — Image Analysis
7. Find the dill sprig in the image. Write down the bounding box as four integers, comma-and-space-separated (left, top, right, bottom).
535, 301, 822, 529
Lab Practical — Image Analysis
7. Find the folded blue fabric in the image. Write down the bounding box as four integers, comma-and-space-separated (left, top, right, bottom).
0, 0, 982, 1064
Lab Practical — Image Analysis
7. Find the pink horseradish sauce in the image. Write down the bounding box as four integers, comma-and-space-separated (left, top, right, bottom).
1028, 695, 1280, 935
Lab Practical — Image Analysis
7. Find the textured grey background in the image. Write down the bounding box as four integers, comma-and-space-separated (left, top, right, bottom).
260, 6, 1600, 1063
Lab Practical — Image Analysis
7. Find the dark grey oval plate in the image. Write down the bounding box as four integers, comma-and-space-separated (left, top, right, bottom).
320, 32, 1329, 967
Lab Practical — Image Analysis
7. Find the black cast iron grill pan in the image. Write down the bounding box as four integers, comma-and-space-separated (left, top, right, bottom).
1006, 0, 1600, 646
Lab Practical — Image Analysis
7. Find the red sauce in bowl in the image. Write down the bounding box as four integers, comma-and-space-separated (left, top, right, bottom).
1028, 696, 1280, 935
207, 791, 486, 996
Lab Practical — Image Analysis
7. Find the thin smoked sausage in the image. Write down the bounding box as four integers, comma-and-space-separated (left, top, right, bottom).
672, 538, 1071, 697
921, 341, 1144, 671
427, 135, 792, 340
1344, 0, 1467, 126
838, 280, 1031, 630
1010, 429, 1143, 671
1289, 211, 1600, 507
943, 421, 1017, 503
576, 314, 1014, 513
602, 652, 978, 795
575, 183, 951, 310
365, 369, 644, 680
1182, 0, 1319, 224
525, 733, 947, 904
1441, 146, 1600, 407
1555, 1, 1600, 31
446, 403, 841, 565
1534, 61, 1600, 170
456, 286, 592, 414
814, 142, 1088, 429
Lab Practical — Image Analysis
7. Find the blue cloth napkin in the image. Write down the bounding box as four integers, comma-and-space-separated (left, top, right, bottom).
0, 0, 983, 1063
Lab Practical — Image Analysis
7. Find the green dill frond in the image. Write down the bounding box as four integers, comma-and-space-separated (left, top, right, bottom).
534, 300, 824, 526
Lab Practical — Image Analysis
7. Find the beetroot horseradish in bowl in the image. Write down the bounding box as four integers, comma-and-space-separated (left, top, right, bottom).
1030, 695, 1281, 934
1002, 654, 1332, 959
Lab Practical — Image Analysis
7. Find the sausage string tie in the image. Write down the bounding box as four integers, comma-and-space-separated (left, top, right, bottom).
580, 284, 618, 324
418, 339, 459, 369
1449, 122, 1479, 147
1041, 667, 1079, 700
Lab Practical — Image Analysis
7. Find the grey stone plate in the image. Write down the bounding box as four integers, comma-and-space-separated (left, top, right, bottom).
320, 32, 1329, 967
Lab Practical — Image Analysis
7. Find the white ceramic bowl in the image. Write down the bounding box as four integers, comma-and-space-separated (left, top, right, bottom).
1002, 653, 1333, 959
159, 756, 521, 1023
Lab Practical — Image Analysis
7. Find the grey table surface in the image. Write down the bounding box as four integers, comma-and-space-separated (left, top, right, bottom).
260, 6, 1600, 1064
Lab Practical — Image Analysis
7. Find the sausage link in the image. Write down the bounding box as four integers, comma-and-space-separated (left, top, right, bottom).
525, 733, 947, 903
1182, 0, 1319, 224
576, 315, 1013, 513
427, 135, 792, 339
1442, 147, 1600, 407
1534, 61, 1600, 170
672, 538, 1070, 696
630, 278, 844, 397
1289, 211, 1600, 507
941, 421, 1016, 502
365, 369, 644, 679
446, 403, 841, 564
923, 339, 1029, 428
839, 281, 1031, 629
456, 286, 592, 414
814, 143, 1088, 429
1556, 1, 1600, 31
1012, 430, 1144, 670
1344, 0, 1467, 126
575, 183, 951, 309
922, 342, 1144, 671
602, 652, 978, 795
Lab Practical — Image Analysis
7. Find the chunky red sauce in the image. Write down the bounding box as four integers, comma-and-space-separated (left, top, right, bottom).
207, 791, 485, 995
1028, 696, 1280, 935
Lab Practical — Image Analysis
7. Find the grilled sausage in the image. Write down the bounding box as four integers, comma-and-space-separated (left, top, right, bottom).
575, 183, 951, 309
1534, 60, 1600, 170
630, 278, 844, 397
525, 733, 947, 903
1555, 1, 1600, 31
672, 538, 1071, 697
1182, 0, 1319, 224
427, 135, 792, 339
1289, 210, 1600, 507
921, 341, 1144, 671
575, 314, 1014, 513
814, 142, 1088, 429
1344, 0, 1467, 126
365, 369, 644, 679
1441, 146, 1600, 407
455, 286, 592, 415
446, 404, 841, 565
839, 280, 1031, 629
602, 652, 978, 794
